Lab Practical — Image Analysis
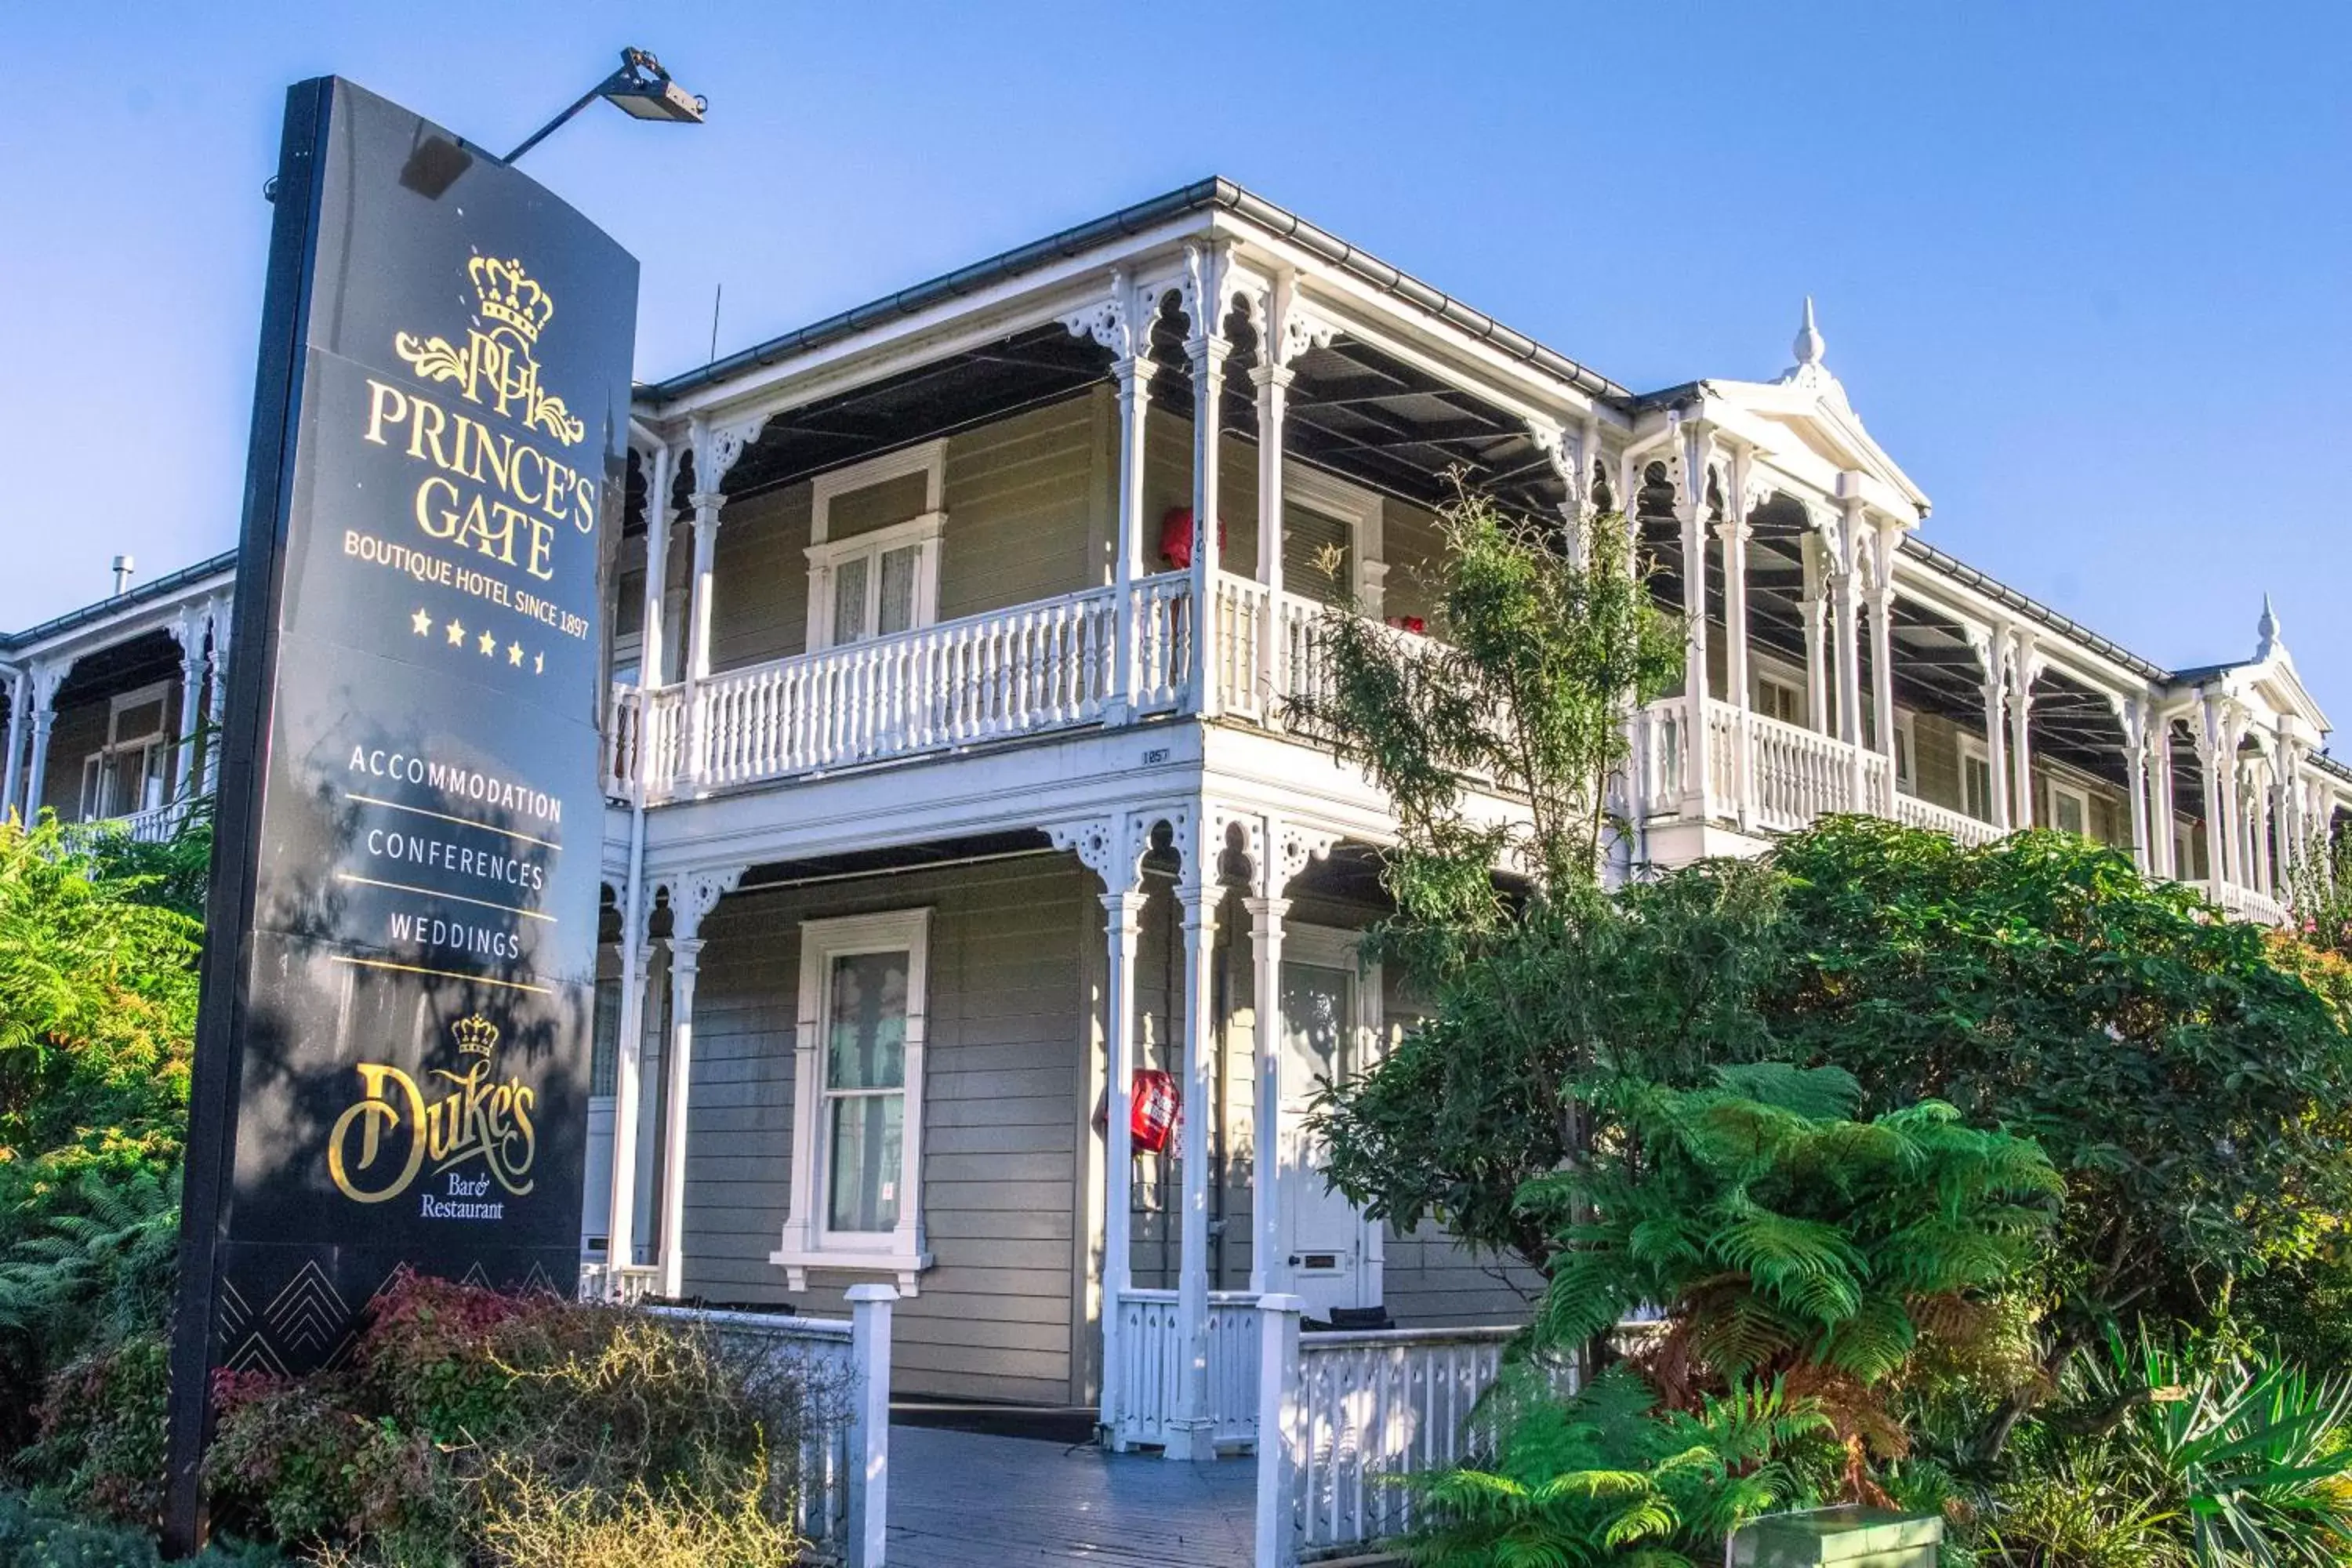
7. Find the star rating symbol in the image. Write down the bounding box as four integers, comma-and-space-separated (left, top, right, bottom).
533, 652, 544, 675
507, 641, 525, 667
445, 618, 466, 647
410, 607, 432, 637
477, 630, 497, 656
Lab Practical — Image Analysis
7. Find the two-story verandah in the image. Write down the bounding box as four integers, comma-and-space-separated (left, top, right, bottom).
587, 177, 2352, 1453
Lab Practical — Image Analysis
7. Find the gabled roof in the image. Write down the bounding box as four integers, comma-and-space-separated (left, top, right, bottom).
2172, 597, 2331, 737
1635, 300, 1930, 522
0, 549, 235, 657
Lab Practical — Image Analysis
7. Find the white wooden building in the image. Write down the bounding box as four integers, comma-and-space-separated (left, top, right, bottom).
6, 178, 2347, 1458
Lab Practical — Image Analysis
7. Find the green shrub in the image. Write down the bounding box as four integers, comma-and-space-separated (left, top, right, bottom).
1407, 1364, 1837, 1567
0, 1490, 281, 1566
202, 1274, 845, 1563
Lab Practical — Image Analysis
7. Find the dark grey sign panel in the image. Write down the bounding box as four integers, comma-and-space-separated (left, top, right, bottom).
167, 76, 636, 1539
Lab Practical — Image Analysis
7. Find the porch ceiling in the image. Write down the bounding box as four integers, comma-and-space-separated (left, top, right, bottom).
630, 310, 1577, 532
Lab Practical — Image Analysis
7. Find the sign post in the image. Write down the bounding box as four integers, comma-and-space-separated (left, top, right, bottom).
164, 77, 637, 1548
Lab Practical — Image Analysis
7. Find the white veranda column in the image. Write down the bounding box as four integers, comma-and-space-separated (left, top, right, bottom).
21, 666, 60, 821
1973, 632, 2012, 833
2148, 720, 2176, 878
1252, 356, 1292, 711
0, 666, 26, 822
1245, 887, 1290, 1296
1169, 847, 1220, 1461
604, 445, 675, 1283
680, 486, 725, 786
1867, 528, 1898, 811
1831, 508, 1866, 810
655, 869, 741, 1299
1679, 497, 1711, 818
1800, 541, 1831, 735
2007, 633, 2038, 829
1185, 254, 1229, 720
603, 934, 654, 1277
1716, 513, 1754, 831
202, 612, 233, 793
2198, 700, 2228, 887
656, 931, 706, 1301
171, 610, 206, 797
1097, 874, 1145, 1439
2119, 697, 2152, 872
1112, 349, 1152, 714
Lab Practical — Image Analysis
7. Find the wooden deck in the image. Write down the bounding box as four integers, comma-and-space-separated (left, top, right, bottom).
886, 1424, 1258, 1566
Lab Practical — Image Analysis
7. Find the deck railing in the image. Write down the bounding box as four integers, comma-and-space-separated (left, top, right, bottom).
645, 1290, 895, 1568
57, 797, 194, 849
1111, 1287, 1260, 1450
2206, 878, 2290, 927
622, 572, 1191, 802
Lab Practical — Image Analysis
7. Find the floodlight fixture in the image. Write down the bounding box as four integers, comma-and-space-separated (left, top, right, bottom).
505, 48, 705, 165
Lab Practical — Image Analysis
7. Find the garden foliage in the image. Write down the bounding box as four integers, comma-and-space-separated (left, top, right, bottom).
201, 1272, 845, 1565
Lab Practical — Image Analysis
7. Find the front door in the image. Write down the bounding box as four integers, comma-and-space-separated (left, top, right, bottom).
1276, 928, 1378, 1316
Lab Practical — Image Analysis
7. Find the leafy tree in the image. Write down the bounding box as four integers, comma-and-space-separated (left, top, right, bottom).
0, 816, 200, 1448
1407, 1365, 1835, 1568
1284, 490, 1685, 949
1763, 818, 2352, 1419
1316, 862, 1782, 1272
79, 795, 215, 923
1521, 1063, 2060, 1483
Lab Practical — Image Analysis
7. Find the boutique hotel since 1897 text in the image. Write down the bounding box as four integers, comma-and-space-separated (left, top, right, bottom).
1, 180, 2342, 1443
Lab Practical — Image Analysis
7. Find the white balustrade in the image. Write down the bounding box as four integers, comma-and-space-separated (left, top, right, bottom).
1285, 1326, 1534, 1554
649, 1299, 893, 1563
1746, 709, 1866, 831
1893, 788, 2001, 848
58, 797, 192, 851
2205, 878, 2290, 927
1112, 1287, 1260, 1450
626, 575, 1193, 800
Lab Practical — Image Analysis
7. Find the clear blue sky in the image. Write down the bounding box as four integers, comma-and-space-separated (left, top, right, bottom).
9, 5, 2348, 721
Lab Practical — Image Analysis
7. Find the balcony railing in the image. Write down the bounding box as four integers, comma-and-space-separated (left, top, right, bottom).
614, 572, 1192, 802
601, 572, 2293, 928
57, 797, 196, 851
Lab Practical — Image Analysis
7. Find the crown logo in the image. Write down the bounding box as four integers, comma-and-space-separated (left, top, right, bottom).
451, 1014, 500, 1059
468, 256, 555, 344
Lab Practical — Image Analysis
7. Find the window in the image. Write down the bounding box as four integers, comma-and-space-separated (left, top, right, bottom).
590, 973, 621, 1098
78, 681, 172, 822
772, 909, 933, 1294
805, 441, 947, 651
1893, 712, 1918, 793
1284, 465, 1385, 614
1961, 738, 1996, 824
1756, 676, 1804, 727
2051, 781, 2091, 839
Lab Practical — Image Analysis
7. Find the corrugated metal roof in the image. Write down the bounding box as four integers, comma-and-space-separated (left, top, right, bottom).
640, 176, 1632, 408
1, 549, 235, 655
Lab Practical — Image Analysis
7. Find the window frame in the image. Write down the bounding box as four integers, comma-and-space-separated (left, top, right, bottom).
805, 512, 946, 649
78, 680, 173, 820
804, 440, 949, 652
771, 908, 935, 1295
1893, 710, 1918, 793
1959, 735, 1997, 824
2049, 777, 2093, 840
1284, 464, 1385, 613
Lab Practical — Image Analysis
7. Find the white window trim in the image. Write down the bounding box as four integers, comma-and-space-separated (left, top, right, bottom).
79, 680, 174, 819
2049, 776, 2094, 839
1893, 710, 1918, 792
771, 909, 935, 1295
1755, 671, 1806, 728
809, 438, 946, 540
804, 511, 946, 649
1284, 463, 1385, 614
1960, 735, 1996, 823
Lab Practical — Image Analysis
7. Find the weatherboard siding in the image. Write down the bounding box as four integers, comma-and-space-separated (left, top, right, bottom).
675, 855, 1093, 1406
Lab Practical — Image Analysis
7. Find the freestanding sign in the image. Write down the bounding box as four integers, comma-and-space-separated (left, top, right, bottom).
165, 77, 636, 1540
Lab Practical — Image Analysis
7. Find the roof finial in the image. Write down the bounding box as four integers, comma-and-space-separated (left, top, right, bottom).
2257, 592, 2283, 659
1793, 296, 1826, 368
